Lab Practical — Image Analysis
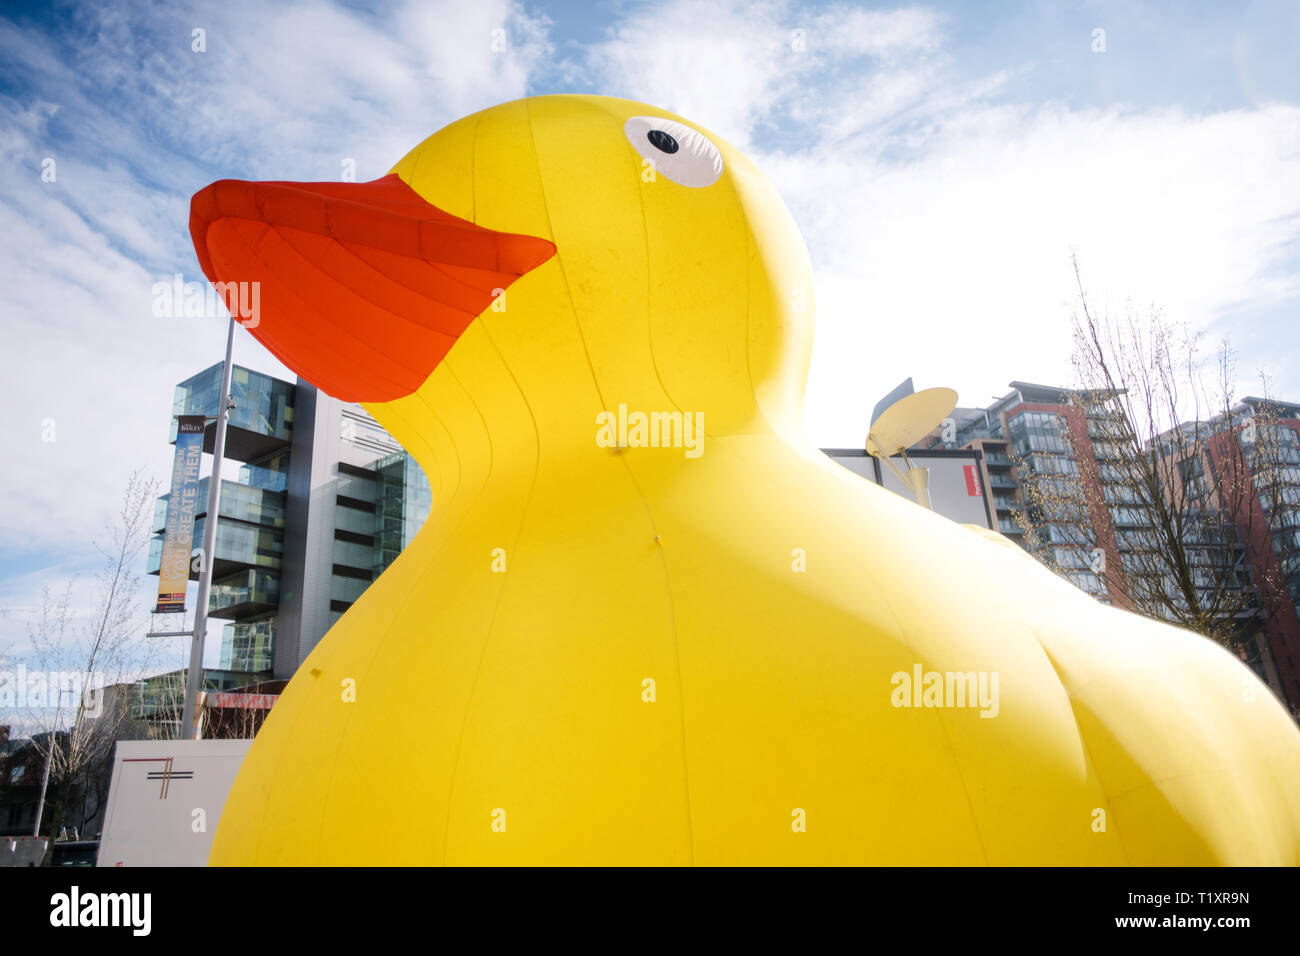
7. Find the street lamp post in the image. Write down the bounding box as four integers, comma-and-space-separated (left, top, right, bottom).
180, 315, 236, 740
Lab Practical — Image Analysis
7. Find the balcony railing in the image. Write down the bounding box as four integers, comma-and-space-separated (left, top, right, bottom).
208, 569, 279, 619
220, 617, 276, 673
147, 516, 283, 578
153, 479, 285, 534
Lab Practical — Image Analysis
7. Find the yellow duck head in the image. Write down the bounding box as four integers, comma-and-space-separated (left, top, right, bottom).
192, 94, 816, 462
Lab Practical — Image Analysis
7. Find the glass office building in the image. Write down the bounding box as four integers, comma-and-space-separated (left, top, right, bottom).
148, 363, 431, 678
371, 450, 433, 575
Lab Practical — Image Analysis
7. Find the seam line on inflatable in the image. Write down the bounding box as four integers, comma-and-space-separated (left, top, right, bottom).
434, 110, 546, 864
631, 124, 685, 419
1033, 633, 1132, 865
256, 220, 424, 397
311, 378, 479, 863
521, 96, 611, 415
869, 540, 992, 864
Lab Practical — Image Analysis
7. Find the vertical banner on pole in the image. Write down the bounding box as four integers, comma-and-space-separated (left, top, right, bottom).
155, 416, 206, 613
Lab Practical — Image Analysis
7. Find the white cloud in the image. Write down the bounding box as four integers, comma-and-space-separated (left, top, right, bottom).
773, 102, 1300, 442
581, 1, 946, 148
581, 0, 793, 146
0, 0, 553, 650
579, 0, 1300, 444
811, 5, 944, 58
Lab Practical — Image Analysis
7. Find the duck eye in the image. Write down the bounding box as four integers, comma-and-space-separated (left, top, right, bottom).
646, 129, 679, 154
624, 116, 723, 188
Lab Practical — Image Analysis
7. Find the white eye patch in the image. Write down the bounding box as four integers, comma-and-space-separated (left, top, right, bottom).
624, 116, 724, 188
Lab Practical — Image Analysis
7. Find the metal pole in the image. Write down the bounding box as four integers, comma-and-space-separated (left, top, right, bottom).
33, 693, 64, 836
181, 315, 236, 739
903, 467, 933, 510
32, 737, 52, 836
871, 449, 934, 511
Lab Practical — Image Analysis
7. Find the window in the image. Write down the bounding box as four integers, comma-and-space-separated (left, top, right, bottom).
1052, 548, 1095, 570
1021, 453, 1078, 476
1104, 484, 1141, 505
1008, 412, 1069, 454
1034, 523, 1094, 547
1090, 440, 1128, 460
1109, 506, 1147, 527
1066, 571, 1107, 594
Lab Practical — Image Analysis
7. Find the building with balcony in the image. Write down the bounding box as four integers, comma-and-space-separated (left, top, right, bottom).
1153, 396, 1300, 712
147, 364, 431, 681
929, 384, 1116, 598
925, 382, 1300, 714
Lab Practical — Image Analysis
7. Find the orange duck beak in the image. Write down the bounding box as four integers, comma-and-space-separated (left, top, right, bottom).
189, 174, 555, 402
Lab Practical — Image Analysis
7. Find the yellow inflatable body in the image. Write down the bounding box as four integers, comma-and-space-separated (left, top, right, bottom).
194, 95, 1300, 864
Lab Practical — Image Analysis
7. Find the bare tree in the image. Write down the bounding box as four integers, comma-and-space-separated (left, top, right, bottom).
23, 470, 162, 853
1015, 256, 1286, 654
140, 664, 189, 740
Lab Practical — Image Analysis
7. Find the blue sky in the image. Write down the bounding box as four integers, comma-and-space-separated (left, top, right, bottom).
2, 0, 1299, 675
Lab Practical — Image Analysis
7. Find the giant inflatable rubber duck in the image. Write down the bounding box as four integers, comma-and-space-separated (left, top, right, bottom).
190, 94, 1300, 865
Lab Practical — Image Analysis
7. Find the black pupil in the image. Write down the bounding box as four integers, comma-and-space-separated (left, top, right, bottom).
646, 129, 679, 154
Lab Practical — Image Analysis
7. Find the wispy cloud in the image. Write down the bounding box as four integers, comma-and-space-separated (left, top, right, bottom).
573, 0, 1300, 438
0, 0, 552, 543
580, 1, 948, 148
0, 0, 552, 658
778, 100, 1300, 440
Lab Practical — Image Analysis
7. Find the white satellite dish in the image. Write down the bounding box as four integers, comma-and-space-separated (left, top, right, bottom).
866, 380, 958, 510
